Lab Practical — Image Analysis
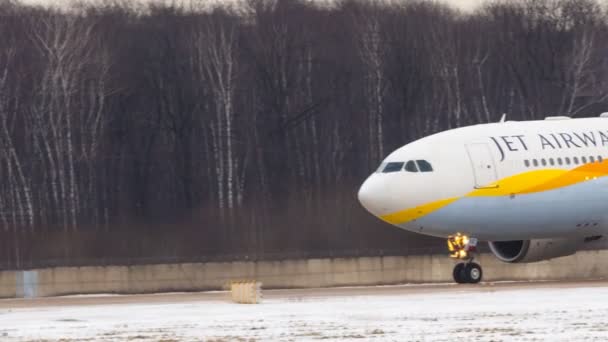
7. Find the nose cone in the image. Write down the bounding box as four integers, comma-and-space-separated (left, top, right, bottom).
358, 175, 386, 215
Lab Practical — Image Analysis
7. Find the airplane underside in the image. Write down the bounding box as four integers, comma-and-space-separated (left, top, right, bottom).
401, 175, 608, 241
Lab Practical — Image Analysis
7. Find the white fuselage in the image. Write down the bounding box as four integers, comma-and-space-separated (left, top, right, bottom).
358, 116, 608, 241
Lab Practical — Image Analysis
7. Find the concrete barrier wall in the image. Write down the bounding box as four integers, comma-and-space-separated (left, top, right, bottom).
0, 270, 16, 298
1, 250, 608, 298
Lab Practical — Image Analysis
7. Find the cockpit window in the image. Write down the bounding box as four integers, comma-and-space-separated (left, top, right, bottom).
404, 160, 418, 172
416, 160, 433, 172
383, 162, 404, 173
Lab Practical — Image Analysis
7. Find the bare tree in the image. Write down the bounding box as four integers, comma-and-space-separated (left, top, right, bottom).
352, 1, 387, 168
198, 12, 239, 214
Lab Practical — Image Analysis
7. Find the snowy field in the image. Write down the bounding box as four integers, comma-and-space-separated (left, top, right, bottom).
2, 283, 608, 341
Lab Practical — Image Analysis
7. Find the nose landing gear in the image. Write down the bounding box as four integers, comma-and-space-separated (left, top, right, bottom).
448, 234, 483, 284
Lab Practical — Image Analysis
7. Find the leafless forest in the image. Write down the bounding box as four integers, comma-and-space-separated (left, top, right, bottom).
1, 0, 608, 269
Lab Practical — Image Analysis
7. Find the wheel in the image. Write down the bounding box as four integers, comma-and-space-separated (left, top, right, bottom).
452, 263, 466, 284
464, 263, 483, 284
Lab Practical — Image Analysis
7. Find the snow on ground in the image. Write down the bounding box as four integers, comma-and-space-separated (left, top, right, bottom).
2, 285, 608, 341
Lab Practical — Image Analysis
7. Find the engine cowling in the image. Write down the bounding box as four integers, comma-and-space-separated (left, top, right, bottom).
488, 238, 582, 263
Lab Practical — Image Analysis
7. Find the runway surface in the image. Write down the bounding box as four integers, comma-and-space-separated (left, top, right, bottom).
2, 280, 608, 341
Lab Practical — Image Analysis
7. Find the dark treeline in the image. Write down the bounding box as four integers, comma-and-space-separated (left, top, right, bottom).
1, 0, 608, 269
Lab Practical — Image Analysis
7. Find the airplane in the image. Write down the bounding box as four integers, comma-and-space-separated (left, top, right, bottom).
357, 114, 608, 284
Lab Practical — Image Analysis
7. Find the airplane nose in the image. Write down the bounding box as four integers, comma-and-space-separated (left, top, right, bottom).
358, 176, 384, 215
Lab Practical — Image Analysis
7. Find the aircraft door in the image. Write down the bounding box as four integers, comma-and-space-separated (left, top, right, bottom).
465, 143, 499, 189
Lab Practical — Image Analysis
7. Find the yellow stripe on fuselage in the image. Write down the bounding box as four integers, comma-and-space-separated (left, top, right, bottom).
379, 197, 458, 225
467, 169, 566, 197
380, 161, 608, 225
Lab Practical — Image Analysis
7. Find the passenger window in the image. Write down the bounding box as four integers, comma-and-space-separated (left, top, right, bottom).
582, 156, 587, 164
549, 158, 555, 166
524, 160, 530, 167
416, 160, 433, 172
573, 157, 579, 164
541, 159, 547, 166
404, 160, 418, 172
557, 158, 563, 165
383, 162, 404, 173
590, 156, 595, 163
533, 159, 538, 167
565, 157, 571, 165
599, 156, 604, 162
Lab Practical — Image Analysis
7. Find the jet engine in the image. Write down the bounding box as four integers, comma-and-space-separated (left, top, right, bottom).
488, 238, 583, 263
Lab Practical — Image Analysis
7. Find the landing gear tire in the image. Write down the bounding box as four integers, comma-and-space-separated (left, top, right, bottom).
452, 262, 483, 284
453, 263, 466, 284
465, 263, 482, 284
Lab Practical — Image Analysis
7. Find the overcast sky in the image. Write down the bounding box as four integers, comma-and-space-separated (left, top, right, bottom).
17, 0, 487, 12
